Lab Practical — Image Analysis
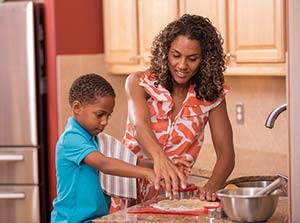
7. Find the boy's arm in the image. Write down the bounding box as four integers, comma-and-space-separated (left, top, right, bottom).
137, 158, 154, 168
84, 151, 155, 182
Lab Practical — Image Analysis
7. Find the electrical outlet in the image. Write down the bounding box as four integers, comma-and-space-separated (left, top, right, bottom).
235, 103, 244, 124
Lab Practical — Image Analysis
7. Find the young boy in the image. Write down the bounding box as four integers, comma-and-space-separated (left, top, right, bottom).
51, 73, 156, 223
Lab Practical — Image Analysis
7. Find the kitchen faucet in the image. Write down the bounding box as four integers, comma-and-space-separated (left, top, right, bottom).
265, 104, 289, 196
265, 103, 287, 128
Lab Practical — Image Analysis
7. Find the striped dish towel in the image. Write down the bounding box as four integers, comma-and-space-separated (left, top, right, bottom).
98, 133, 137, 199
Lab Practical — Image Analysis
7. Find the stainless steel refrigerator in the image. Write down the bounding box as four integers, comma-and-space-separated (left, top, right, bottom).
0, 2, 49, 222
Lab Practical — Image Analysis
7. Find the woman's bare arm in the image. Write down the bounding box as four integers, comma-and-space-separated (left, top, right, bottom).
125, 72, 187, 196
199, 99, 235, 201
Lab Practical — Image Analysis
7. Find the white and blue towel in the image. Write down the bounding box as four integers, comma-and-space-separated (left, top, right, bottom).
98, 133, 137, 199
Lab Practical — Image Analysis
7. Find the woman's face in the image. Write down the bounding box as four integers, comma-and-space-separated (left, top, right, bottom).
168, 35, 202, 86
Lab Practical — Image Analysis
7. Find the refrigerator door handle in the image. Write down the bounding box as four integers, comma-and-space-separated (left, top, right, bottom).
0, 192, 26, 199
0, 154, 25, 161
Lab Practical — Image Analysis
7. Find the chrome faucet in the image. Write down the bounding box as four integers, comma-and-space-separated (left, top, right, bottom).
265, 105, 289, 197
265, 103, 287, 128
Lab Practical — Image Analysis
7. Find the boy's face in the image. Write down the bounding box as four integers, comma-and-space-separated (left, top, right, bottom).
72, 95, 115, 136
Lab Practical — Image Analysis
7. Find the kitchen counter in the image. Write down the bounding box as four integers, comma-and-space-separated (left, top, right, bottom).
93, 197, 288, 223
93, 176, 289, 223
93, 175, 288, 222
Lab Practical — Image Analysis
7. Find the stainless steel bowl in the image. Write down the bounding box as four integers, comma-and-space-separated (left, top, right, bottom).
217, 187, 279, 222
235, 180, 272, 187
235, 180, 287, 196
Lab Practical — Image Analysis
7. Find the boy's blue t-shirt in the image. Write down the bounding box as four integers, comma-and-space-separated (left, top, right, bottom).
51, 117, 110, 223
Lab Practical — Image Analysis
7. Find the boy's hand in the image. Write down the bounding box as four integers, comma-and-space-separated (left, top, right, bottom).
145, 168, 156, 185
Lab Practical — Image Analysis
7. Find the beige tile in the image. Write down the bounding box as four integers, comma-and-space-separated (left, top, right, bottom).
56, 54, 128, 140
56, 54, 288, 176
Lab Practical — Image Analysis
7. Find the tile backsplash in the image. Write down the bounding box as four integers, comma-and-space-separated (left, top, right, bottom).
56, 54, 288, 177
197, 76, 288, 177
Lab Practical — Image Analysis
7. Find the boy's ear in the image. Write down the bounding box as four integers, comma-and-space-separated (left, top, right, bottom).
72, 100, 82, 114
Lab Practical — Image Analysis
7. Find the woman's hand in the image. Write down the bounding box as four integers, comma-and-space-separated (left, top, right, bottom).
198, 181, 218, 201
153, 152, 187, 198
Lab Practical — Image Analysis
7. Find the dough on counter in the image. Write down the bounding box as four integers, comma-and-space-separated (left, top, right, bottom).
225, 183, 239, 189
151, 198, 219, 211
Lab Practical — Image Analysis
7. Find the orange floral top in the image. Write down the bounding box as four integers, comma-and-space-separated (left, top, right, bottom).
122, 70, 230, 165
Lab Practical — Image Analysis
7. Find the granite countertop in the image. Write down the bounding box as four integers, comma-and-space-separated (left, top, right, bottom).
93, 197, 288, 223
93, 172, 289, 223
93, 174, 289, 222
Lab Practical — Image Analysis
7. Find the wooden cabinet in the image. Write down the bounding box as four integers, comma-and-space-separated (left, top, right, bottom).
103, 0, 177, 74
104, 0, 286, 76
103, 0, 138, 72
179, 0, 286, 76
179, 1, 227, 50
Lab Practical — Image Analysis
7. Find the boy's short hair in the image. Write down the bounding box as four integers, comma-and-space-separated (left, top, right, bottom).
68, 73, 115, 105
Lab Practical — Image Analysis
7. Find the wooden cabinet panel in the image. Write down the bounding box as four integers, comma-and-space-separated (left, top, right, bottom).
104, 0, 286, 75
103, 0, 177, 74
228, 0, 285, 63
179, 0, 227, 52
179, 0, 286, 76
138, 0, 177, 64
103, 0, 138, 64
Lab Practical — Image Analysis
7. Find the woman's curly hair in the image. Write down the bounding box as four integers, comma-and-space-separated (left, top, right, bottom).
69, 73, 115, 105
150, 14, 225, 101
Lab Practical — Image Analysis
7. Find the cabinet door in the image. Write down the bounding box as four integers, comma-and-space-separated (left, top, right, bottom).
103, 0, 138, 65
228, 0, 285, 63
138, 0, 178, 65
179, 0, 227, 52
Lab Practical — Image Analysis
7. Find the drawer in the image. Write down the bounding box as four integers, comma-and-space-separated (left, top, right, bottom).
0, 185, 40, 223
0, 147, 38, 184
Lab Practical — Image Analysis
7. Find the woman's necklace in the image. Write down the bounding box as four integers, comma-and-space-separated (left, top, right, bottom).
171, 88, 188, 121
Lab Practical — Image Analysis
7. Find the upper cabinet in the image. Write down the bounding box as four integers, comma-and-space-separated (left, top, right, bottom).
104, 0, 286, 76
103, 0, 177, 74
103, 0, 138, 74
180, 0, 286, 76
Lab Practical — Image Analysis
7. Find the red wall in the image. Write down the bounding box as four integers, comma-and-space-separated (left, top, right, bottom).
44, 0, 58, 209
44, 0, 104, 209
56, 0, 104, 54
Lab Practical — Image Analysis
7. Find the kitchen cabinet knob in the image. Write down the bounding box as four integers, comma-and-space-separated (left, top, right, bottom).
225, 52, 234, 58
225, 52, 235, 64
129, 55, 137, 62
137, 55, 145, 63
129, 55, 146, 63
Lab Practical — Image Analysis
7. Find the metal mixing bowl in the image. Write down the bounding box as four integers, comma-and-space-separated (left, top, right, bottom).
235, 180, 287, 196
235, 180, 272, 188
217, 187, 279, 222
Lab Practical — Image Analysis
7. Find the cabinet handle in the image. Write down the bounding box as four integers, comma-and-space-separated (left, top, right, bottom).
225, 52, 234, 58
129, 55, 146, 63
0, 154, 24, 161
0, 192, 25, 199
225, 52, 235, 64
129, 55, 137, 62
137, 55, 145, 63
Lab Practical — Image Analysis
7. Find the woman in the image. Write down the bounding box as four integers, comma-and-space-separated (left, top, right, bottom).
119, 14, 234, 209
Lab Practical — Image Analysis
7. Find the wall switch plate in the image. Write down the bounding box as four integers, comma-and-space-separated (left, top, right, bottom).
235, 103, 244, 124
